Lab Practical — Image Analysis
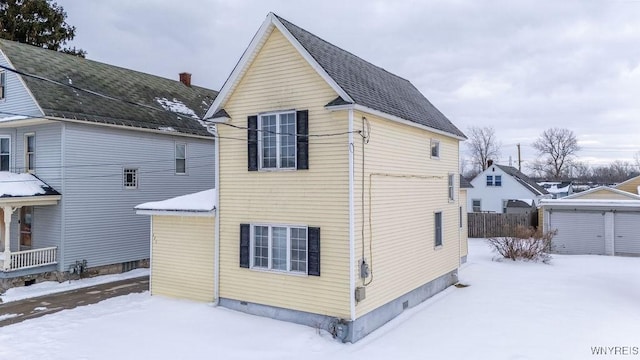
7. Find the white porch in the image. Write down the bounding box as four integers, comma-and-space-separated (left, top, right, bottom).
0, 196, 62, 272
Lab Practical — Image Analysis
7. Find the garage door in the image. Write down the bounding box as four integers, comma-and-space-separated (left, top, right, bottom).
548, 211, 605, 255
614, 212, 640, 255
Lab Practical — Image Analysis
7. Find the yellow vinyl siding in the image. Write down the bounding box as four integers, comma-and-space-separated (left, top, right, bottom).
459, 189, 468, 258
151, 215, 215, 302
615, 176, 640, 194
217, 28, 351, 318
575, 189, 635, 200
352, 111, 461, 317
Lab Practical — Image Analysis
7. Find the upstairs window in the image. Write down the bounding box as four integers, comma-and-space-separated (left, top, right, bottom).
487, 175, 502, 187
123, 168, 138, 189
259, 112, 296, 170
175, 143, 186, 174
430, 139, 440, 159
0, 71, 5, 100
25, 134, 35, 173
248, 110, 308, 171
0, 137, 9, 171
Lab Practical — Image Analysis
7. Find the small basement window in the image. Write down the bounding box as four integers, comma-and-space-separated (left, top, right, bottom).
123, 168, 138, 189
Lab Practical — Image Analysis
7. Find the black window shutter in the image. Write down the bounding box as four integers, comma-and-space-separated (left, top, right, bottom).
240, 224, 250, 268
307, 227, 320, 276
247, 116, 258, 171
296, 110, 309, 170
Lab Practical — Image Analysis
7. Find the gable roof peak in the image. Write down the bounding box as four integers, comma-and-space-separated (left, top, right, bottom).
206, 12, 465, 140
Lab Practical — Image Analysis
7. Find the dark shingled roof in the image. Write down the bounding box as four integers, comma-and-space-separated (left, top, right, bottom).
274, 15, 465, 139
0, 39, 217, 137
497, 165, 549, 196
460, 175, 474, 189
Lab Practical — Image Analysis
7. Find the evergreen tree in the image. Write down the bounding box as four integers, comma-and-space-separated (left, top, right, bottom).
0, 0, 85, 57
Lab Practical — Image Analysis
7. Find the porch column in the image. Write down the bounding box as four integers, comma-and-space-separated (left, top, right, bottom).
2, 206, 13, 271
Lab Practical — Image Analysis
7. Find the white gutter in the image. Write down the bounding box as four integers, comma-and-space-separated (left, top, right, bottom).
325, 103, 466, 141
540, 199, 640, 208
134, 209, 215, 217
348, 109, 356, 321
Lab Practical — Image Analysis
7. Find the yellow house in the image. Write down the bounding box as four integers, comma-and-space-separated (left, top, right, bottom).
142, 13, 468, 343
616, 175, 640, 195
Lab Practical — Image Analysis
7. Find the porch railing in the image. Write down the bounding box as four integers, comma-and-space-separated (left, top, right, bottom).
7, 246, 58, 271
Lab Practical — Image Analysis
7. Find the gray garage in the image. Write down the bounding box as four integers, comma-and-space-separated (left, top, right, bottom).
541, 199, 640, 256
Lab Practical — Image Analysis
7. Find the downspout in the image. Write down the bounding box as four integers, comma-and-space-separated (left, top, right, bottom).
207, 124, 221, 306
348, 109, 356, 321
213, 125, 221, 306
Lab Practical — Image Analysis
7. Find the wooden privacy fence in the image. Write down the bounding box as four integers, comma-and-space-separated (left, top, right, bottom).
468, 212, 537, 238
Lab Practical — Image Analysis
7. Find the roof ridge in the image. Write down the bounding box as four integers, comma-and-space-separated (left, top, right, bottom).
272, 14, 414, 86
0, 39, 211, 89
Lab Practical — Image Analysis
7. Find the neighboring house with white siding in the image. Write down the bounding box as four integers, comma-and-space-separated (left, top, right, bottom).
467, 161, 551, 213
0, 39, 216, 290
140, 13, 467, 343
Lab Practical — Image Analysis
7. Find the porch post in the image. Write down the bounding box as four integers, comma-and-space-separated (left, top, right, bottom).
2, 206, 13, 271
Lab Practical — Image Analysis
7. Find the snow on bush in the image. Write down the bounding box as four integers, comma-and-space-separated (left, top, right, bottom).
486, 226, 557, 263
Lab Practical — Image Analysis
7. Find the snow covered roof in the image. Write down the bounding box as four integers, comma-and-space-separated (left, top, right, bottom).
0, 172, 60, 198
135, 189, 216, 216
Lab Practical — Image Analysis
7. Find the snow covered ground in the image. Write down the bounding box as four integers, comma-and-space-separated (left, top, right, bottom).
1, 239, 639, 360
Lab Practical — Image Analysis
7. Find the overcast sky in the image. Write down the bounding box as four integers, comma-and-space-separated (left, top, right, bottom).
57, 0, 640, 171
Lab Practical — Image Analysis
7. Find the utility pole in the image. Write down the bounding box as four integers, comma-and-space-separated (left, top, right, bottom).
517, 143, 522, 172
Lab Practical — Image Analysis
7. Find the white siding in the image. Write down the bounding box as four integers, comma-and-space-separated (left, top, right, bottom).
467, 165, 543, 213
0, 50, 42, 118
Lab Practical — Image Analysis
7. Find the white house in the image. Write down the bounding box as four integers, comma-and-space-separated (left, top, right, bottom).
467, 161, 551, 213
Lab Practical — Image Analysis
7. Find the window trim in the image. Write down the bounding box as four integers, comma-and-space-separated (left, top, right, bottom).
123, 168, 139, 189
24, 133, 35, 173
459, 206, 463, 229
249, 223, 308, 275
434, 211, 443, 248
175, 142, 186, 175
258, 111, 297, 171
0, 136, 10, 172
448, 173, 455, 202
430, 139, 440, 159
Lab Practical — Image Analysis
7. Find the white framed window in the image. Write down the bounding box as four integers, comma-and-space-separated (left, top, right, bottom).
430, 139, 440, 159
175, 143, 186, 174
250, 224, 307, 273
486, 175, 502, 187
123, 168, 138, 189
472, 199, 481, 212
448, 174, 455, 201
259, 111, 296, 170
0, 71, 5, 100
25, 133, 35, 173
434, 211, 443, 247
0, 136, 10, 171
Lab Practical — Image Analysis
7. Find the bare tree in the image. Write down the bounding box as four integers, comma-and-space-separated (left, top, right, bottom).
571, 161, 592, 181
634, 151, 640, 172
466, 126, 501, 172
532, 128, 580, 179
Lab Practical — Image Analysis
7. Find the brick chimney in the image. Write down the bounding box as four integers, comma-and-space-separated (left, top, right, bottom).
179, 72, 192, 87
487, 159, 494, 168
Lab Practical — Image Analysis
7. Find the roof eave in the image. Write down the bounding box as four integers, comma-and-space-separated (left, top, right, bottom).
135, 209, 216, 217
328, 103, 466, 141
